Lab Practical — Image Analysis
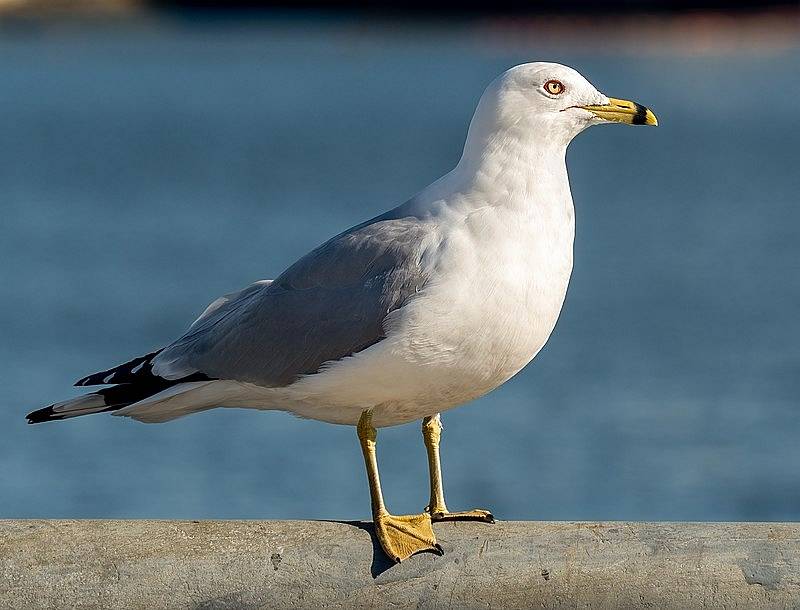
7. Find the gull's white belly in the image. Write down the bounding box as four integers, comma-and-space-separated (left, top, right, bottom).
267, 206, 575, 427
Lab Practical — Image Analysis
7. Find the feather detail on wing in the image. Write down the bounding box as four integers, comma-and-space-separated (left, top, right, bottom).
188, 280, 273, 331
152, 215, 437, 388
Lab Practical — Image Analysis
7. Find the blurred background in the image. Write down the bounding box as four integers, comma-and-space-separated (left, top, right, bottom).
1, 0, 799, 523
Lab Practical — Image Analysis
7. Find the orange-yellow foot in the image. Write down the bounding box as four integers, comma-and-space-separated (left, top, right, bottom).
427, 507, 495, 523
374, 512, 442, 562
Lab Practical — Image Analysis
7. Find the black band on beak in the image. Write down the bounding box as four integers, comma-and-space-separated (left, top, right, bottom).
632, 103, 649, 126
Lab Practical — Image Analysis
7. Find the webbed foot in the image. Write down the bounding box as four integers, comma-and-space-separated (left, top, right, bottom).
374, 511, 442, 562
427, 507, 495, 523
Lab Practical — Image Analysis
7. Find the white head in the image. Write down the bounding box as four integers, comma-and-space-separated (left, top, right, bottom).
463, 62, 657, 158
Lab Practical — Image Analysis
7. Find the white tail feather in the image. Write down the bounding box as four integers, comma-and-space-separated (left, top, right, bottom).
113, 381, 234, 423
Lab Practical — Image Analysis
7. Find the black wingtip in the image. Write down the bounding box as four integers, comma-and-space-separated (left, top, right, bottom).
73, 350, 163, 387
25, 405, 59, 424
26, 401, 124, 424
74, 371, 114, 387
73, 373, 104, 387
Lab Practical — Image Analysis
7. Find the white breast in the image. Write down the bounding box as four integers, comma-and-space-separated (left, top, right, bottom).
392, 202, 574, 397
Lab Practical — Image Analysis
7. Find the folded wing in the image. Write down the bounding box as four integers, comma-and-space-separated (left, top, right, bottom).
152, 215, 435, 387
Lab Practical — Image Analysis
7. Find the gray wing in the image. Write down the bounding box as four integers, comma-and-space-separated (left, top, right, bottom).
187, 280, 273, 331
151, 215, 435, 387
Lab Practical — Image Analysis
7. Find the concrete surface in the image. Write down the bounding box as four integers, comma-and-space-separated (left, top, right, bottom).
1, 520, 799, 609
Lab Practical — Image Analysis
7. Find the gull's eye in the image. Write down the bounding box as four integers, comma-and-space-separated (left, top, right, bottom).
544, 80, 565, 95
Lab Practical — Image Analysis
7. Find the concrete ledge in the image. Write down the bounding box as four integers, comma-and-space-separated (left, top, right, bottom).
2, 520, 799, 609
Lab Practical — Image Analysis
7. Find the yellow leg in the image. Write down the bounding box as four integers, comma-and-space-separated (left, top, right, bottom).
422, 414, 495, 523
357, 409, 441, 563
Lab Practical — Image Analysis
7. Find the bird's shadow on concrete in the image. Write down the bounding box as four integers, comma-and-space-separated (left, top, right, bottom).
326, 520, 442, 579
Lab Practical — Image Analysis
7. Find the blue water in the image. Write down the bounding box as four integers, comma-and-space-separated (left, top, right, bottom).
2, 18, 799, 523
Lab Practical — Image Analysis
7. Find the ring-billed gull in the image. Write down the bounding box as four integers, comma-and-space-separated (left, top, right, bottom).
27, 62, 656, 562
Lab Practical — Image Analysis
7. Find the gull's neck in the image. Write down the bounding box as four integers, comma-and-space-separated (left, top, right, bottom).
459, 128, 568, 204
427, 105, 575, 220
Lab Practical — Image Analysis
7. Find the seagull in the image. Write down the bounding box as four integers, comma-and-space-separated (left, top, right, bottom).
27, 62, 656, 562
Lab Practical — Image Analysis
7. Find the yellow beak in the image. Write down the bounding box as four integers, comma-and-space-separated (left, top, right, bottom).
580, 97, 658, 126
